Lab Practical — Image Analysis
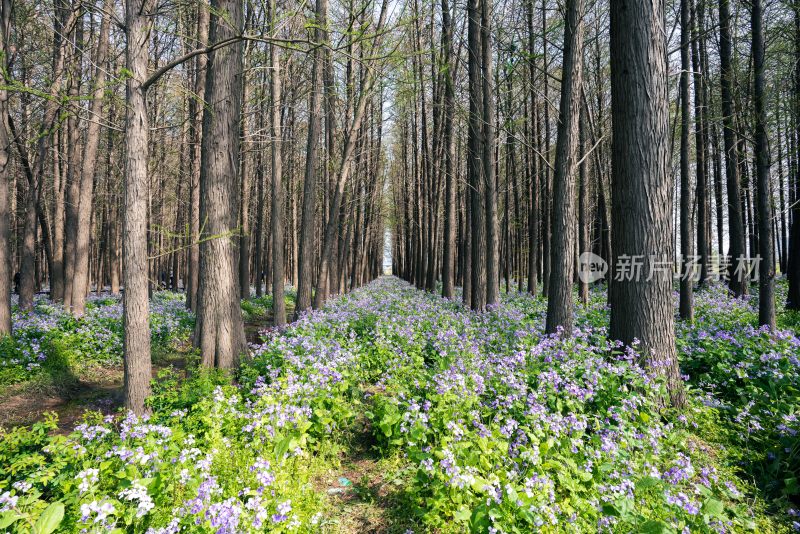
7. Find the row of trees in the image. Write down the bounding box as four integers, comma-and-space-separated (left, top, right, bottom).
390, 0, 800, 406
0, 0, 392, 412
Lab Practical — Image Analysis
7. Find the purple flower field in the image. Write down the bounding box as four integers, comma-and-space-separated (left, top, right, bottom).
0, 277, 798, 532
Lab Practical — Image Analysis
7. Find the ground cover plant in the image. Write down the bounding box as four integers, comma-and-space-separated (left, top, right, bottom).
0, 277, 798, 532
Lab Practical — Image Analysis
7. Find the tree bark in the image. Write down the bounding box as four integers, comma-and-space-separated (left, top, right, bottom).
194, 0, 247, 369
679, 0, 693, 321
295, 0, 327, 316
0, 0, 10, 335
609, 0, 685, 407
123, 0, 155, 414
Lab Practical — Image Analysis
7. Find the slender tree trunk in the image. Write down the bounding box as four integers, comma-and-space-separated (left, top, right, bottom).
296, 0, 326, 316
546, 0, 583, 334
481, 0, 499, 307
752, 0, 776, 328
578, 105, 589, 305
186, 2, 209, 311
679, 0, 693, 321
467, 0, 486, 310
71, 0, 111, 317
440, 0, 456, 299
720, 0, 748, 297
788, 7, 800, 309
269, 0, 286, 326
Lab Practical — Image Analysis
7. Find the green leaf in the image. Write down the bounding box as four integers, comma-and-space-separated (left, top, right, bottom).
702, 498, 725, 517
0, 511, 21, 529
454, 506, 471, 522
33, 502, 64, 534
639, 519, 672, 533
635, 476, 661, 491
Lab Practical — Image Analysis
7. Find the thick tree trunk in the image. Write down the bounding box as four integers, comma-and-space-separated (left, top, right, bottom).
609, 0, 685, 407
194, 0, 247, 369
546, 0, 583, 334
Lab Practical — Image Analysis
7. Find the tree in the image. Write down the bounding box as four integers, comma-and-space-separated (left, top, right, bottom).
123, 0, 155, 414
186, 1, 210, 311
678, 0, 693, 321
441, 0, 456, 300
545, 0, 583, 334
269, 0, 286, 327
71, 0, 112, 317
0, 0, 10, 336
295, 0, 327, 316
194, 0, 247, 368
467, 0, 487, 311
609, 0, 685, 406
751, 0, 776, 329
788, 7, 800, 310
720, 0, 747, 297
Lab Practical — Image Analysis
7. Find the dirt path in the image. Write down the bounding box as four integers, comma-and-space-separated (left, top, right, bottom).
318, 395, 417, 534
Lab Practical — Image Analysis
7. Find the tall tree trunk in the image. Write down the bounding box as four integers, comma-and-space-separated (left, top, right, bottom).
186, 2, 210, 311
482, 0, 499, 307
269, 0, 286, 327
546, 0, 583, 334
679, 0, 693, 321
467, 0, 486, 310
609, 0, 685, 407
194, 0, 246, 369
0, 0, 10, 335
71, 0, 111, 317
296, 0, 327, 316
440, 0, 456, 299
752, 0, 776, 328
788, 7, 800, 309
720, 0, 748, 297
123, 0, 154, 414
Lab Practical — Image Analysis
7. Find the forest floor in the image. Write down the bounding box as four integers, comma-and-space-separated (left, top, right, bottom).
0, 346, 190, 433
